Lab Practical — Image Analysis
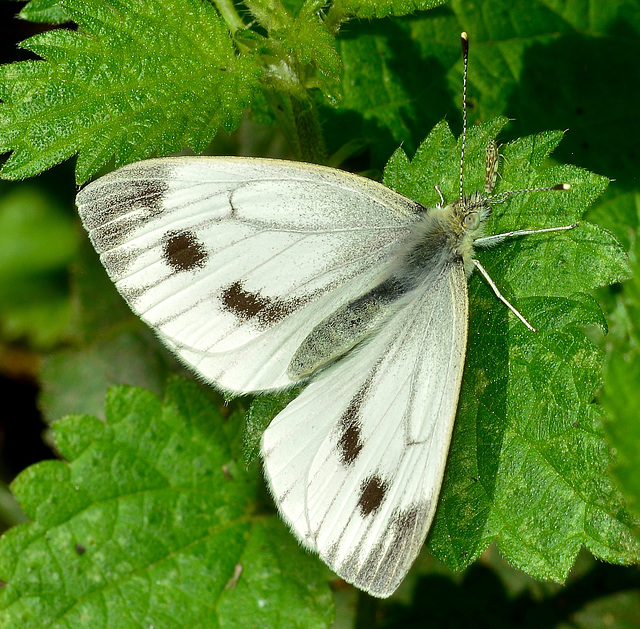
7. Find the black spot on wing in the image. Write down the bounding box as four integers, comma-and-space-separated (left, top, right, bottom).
220, 280, 307, 327
337, 376, 374, 466
337, 417, 363, 466
358, 474, 389, 516
163, 230, 208, 272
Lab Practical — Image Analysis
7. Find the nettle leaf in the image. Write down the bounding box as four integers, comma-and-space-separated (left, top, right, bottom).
0, 0, 458, 185
38, 242, 177, 423
601, 234, 640, 523
247, 0, 341, 80
333, 0, 446, 19
386, 118, 638, 579
331, 16, 462, 171
0, 379, 334, 628
279, 21, 340, 81
0, 0, 259, 183
244, 389, 302, 465
18, 0, 71, 24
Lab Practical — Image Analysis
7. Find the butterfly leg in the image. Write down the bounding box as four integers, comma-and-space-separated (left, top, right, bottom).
472, 258, 536, 331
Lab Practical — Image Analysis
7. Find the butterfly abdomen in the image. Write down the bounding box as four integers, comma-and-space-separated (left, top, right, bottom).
288, 277, 407, 379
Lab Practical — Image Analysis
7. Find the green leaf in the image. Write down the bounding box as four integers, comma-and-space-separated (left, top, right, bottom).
246, 0, 342, 79
244, 389, 302, 465
39, 328, 174, 422
38, 242, 178, 423
0, 379, 334, 628
332, 20, 461, 169
333, 0, 446, 19
0, 0, 453, 183
602, 348, 640, 524
601, 225, 640, 524
384, 118, 637, 580
18, 0, 71, 24
0, 0, 260, 183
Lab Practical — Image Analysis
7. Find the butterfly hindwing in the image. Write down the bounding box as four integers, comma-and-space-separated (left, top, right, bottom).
76, 157, 424, 392
262, 258, 469, 597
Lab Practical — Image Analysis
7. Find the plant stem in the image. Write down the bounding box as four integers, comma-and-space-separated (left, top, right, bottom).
213, 0, 245, 33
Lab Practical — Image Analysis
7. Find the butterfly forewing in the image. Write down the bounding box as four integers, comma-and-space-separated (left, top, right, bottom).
262, 257, 469, 597
76, 157, 423, 393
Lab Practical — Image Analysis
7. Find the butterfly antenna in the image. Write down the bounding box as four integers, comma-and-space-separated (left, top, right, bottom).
460, 32, 469, 203
486, 182, 572, 206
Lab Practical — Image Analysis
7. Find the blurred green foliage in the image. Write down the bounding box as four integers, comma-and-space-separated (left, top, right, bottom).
0, 0, 638, 627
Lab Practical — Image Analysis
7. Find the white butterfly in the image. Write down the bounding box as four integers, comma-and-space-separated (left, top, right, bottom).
76, 33, 574, 597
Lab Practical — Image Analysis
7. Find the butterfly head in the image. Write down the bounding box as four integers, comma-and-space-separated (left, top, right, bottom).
456, 191, 493, 233
436, 191, 493, 275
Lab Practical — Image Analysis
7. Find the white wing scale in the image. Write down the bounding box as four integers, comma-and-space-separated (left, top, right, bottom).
76, 157, 422, 392
262, 259, 468, 597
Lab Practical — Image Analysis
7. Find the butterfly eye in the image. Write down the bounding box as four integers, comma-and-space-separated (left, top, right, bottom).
464, 212, 479, 230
